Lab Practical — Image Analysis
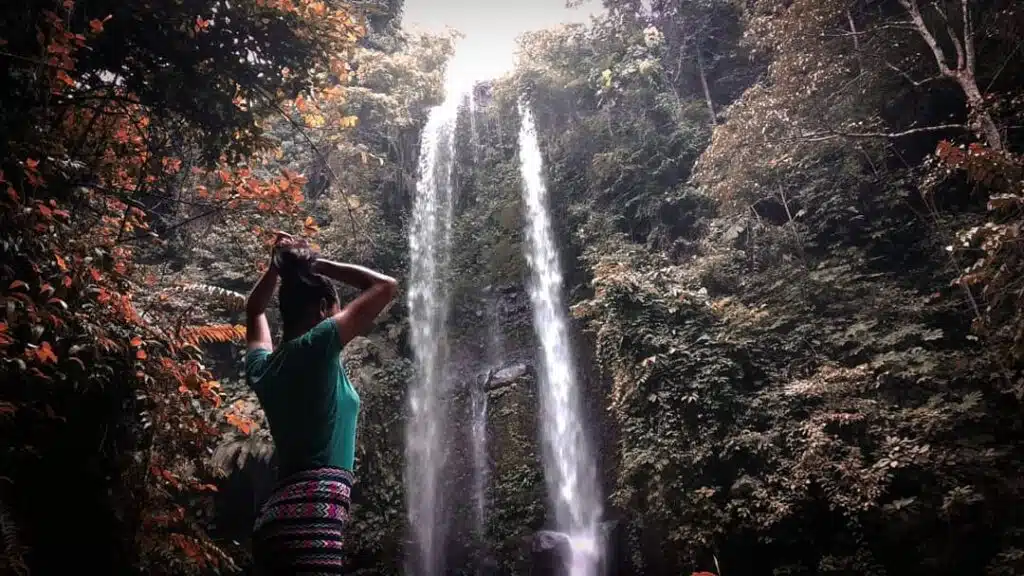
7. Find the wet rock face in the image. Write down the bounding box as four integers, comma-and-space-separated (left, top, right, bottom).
531, 531, 572, 576
487, 362, 530, 390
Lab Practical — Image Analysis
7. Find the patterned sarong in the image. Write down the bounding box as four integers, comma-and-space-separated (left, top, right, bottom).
252, 467, 354, 575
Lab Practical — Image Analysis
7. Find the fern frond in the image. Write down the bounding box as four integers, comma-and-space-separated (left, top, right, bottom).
180, 324, 246, 346
211, 431, 275, 473
166, 284, 247, 312
0, 498, 28, 576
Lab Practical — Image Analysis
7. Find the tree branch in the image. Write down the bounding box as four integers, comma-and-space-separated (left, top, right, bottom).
793, 124, 968, 143
962, 0, 976, 73
884, 60, 944, 87
900, 0, 952, 75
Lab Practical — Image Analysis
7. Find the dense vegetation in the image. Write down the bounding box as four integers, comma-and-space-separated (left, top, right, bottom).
507, 1, 1024, 574
2, 0, 1022, 574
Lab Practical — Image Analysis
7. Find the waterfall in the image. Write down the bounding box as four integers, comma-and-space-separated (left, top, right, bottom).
517, 101, 603, 576
406, 91, 459, 576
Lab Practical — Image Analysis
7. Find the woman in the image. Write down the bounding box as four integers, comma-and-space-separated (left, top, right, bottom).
244, 232, 397, 575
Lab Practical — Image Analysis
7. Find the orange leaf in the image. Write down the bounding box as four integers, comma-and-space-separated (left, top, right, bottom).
130, 336, 143, 347
55, 254, 68, 271
135, 349, 147, 360
37, 342, 58, 364
56, 70, 75, 86
89, 19, 104, 33
62, 276, 72, 288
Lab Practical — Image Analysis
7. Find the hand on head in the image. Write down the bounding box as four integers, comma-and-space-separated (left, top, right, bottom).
270, 231, 319, 278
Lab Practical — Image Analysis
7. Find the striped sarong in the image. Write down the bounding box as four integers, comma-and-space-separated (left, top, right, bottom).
252, 467, 354, 575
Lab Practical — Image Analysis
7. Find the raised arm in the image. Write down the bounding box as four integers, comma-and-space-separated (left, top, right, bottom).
246, 232, 295, 352
312, 259, 397, 346
245, 264, 278, 352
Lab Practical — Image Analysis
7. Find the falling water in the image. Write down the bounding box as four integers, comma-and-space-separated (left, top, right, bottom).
406, 89, 459, 576
471, 289, 503, 541
468, 89, 481, 166
466, 84, 491, 546
470, 373, 489, 539
517, 101, 603, 576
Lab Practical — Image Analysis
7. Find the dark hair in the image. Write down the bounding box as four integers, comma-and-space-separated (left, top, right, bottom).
274, 241, 338, 335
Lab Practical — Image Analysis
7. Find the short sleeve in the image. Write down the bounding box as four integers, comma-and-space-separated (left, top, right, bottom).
245, 348, 271, 391
296, 318, 343, 360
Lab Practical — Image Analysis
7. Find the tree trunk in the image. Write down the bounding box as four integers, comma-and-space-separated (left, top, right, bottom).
900, 0, 1004, 151
954, 72, 1004, 151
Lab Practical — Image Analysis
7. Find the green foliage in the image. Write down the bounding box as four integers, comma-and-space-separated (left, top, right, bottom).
496, 0, 1024, 574
343, 334, 411, 574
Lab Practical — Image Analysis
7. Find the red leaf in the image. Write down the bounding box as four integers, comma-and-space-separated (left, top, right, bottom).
130, 336, 143, 347
89, 19, 104, 33
8, 280, 27, 291
135, 349, 147, 360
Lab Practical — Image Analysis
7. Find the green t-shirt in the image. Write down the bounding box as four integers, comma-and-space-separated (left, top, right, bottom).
245, 319, 361, 475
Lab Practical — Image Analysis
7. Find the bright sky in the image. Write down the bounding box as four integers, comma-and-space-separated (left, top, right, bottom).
401, 0, 603, 87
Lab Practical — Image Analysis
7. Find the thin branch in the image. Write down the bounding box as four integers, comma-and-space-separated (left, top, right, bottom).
847, 9, 861, 59
819, 22, 917, 37
0, 50, 57, 67
884, 60, 944, 87
986, 39, 1023, 91
793, 123, 968, 143
121, 205, 226, 244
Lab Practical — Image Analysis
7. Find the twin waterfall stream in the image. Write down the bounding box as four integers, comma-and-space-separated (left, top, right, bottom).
405, 82, 602, 576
